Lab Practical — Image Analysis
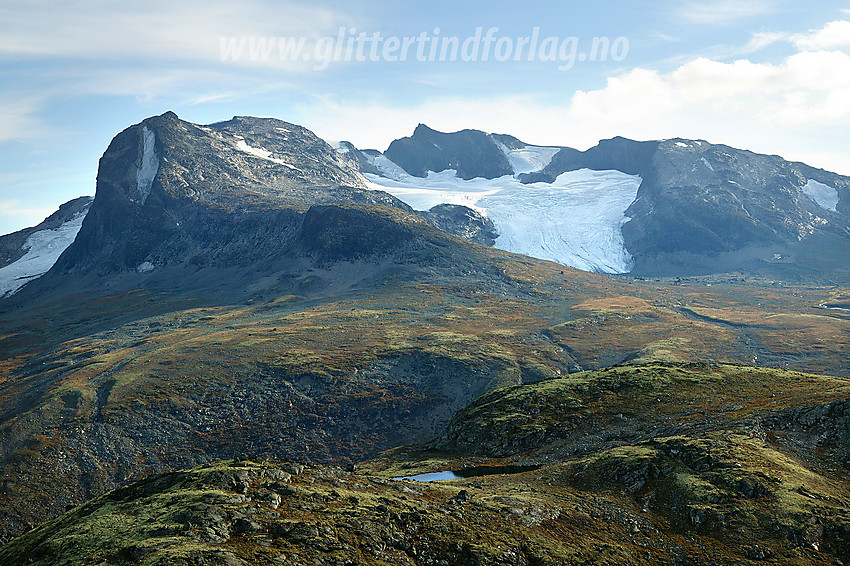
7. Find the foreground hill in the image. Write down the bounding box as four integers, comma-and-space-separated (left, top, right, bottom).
2, 363, 848, 565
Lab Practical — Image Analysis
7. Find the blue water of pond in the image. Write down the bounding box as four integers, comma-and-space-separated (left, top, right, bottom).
394, 470, 462, 482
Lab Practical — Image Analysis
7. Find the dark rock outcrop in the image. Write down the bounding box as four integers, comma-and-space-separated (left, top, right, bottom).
419, 204, 498, 246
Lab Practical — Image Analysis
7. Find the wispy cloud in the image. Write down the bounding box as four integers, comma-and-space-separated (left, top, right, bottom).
0, 97, 49, 143
0, 0, 349, 68
678, 0, 775, 25
741, 31, 790, 53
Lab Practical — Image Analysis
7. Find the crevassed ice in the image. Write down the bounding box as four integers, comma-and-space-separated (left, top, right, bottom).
803, 179, 839, 212
365, 164, 642, 274
136, 126, 159, 205
0, 209, 89, 297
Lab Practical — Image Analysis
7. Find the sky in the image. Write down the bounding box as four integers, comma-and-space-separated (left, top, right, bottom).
1, 0, 849, 235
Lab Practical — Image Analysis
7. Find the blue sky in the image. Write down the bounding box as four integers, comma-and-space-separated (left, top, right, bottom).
1, 0, 849, 234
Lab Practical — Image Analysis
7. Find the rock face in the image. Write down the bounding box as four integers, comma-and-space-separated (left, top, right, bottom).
51, 112, 409, 279
419, 204, 498, 246
384, 124, 513, 180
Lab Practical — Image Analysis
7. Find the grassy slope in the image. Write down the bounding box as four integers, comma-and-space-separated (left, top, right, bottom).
0, 204, 848, 544
1, 363, 849, 565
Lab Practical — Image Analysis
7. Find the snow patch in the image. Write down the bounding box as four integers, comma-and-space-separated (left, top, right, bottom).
803, 179, 839, 212
700, 157, 715, 171
494, 140, 560, 175
366, 168, 641, 274
675, 142, 689, 148
137, 261, 155, 273
363, 153, 414, 182
235, 138, 302, 172
819, 303, 850, 312
136, 126, 159, 205
0, 207, 89, 297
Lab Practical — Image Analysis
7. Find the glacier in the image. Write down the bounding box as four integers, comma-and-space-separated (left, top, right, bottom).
365, 164, 641, 274
0, 206, 90, 297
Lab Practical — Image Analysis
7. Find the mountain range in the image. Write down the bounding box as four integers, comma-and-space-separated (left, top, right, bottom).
0, 112, 848, 565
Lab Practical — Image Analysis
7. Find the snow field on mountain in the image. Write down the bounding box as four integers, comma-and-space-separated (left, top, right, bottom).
803, 179, 839, 212
493, 140, 561, 175
136, 126, 159, 205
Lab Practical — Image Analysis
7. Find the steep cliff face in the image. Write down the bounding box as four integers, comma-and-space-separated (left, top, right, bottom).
51, 112, 410, 279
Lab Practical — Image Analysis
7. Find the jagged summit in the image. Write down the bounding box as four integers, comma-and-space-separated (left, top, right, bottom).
384, 123, 514, 180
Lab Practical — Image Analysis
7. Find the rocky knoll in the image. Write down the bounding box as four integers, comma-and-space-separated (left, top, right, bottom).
3, 363, 850, 565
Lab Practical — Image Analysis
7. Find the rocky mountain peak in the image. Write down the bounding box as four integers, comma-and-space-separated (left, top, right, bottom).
46, 112, 414, 279
384, 124, 513, 180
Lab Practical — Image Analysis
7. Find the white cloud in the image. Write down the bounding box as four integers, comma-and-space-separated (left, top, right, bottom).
299, 24, 850, 176
560, 50, 850, 173
792, 20, 850, 51
678, 0, 775, 25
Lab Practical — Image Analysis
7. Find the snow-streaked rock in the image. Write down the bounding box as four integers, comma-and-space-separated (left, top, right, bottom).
0, 208, 89, 297
235, 138, 302, 171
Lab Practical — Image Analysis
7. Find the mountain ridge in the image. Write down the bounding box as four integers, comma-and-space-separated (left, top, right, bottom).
1, 111, 850, 557
357, 123, 850, 281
